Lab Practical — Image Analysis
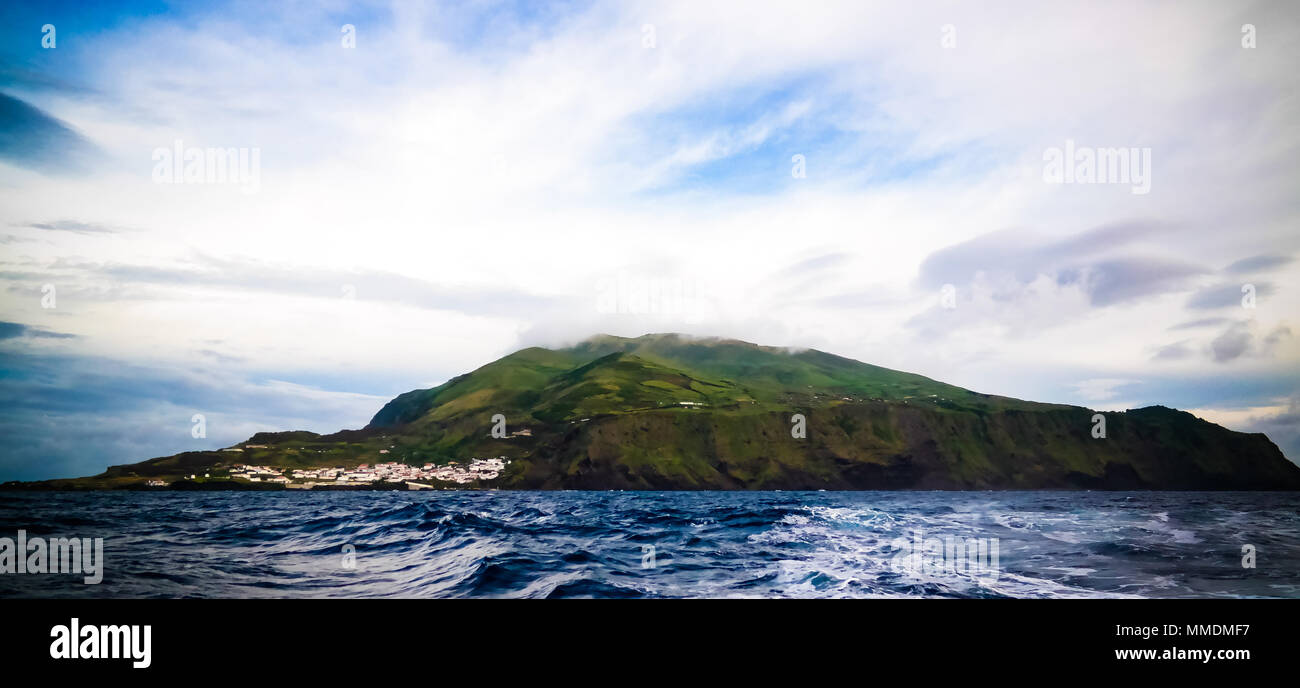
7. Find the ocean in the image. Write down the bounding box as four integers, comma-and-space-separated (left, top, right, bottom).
1, 490, 1297, 598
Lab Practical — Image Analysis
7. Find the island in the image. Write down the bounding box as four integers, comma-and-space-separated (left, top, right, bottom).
7, 333, 1300, 491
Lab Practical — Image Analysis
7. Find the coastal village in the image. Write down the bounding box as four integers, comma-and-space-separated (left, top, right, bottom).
147, 456, 509, 489
238, 457, 508, 488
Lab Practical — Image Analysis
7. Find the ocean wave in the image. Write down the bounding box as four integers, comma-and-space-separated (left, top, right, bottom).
0, 490, 1297, 598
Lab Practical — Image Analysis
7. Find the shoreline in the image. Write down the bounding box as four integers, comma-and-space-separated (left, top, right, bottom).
3, 483, 1299, 493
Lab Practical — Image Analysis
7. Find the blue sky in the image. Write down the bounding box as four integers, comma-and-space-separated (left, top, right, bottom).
1, 0, 1298, 480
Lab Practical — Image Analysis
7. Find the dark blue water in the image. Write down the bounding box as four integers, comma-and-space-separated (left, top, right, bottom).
1, 491, 1297, 598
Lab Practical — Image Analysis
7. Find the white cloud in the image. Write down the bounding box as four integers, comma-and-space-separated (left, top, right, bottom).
1070, 378, 1140, 404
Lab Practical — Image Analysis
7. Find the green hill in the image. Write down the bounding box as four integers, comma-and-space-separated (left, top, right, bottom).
13, 333, 1300, 490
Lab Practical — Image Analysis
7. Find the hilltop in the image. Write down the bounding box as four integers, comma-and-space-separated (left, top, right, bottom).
10, 333, 1300, 490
